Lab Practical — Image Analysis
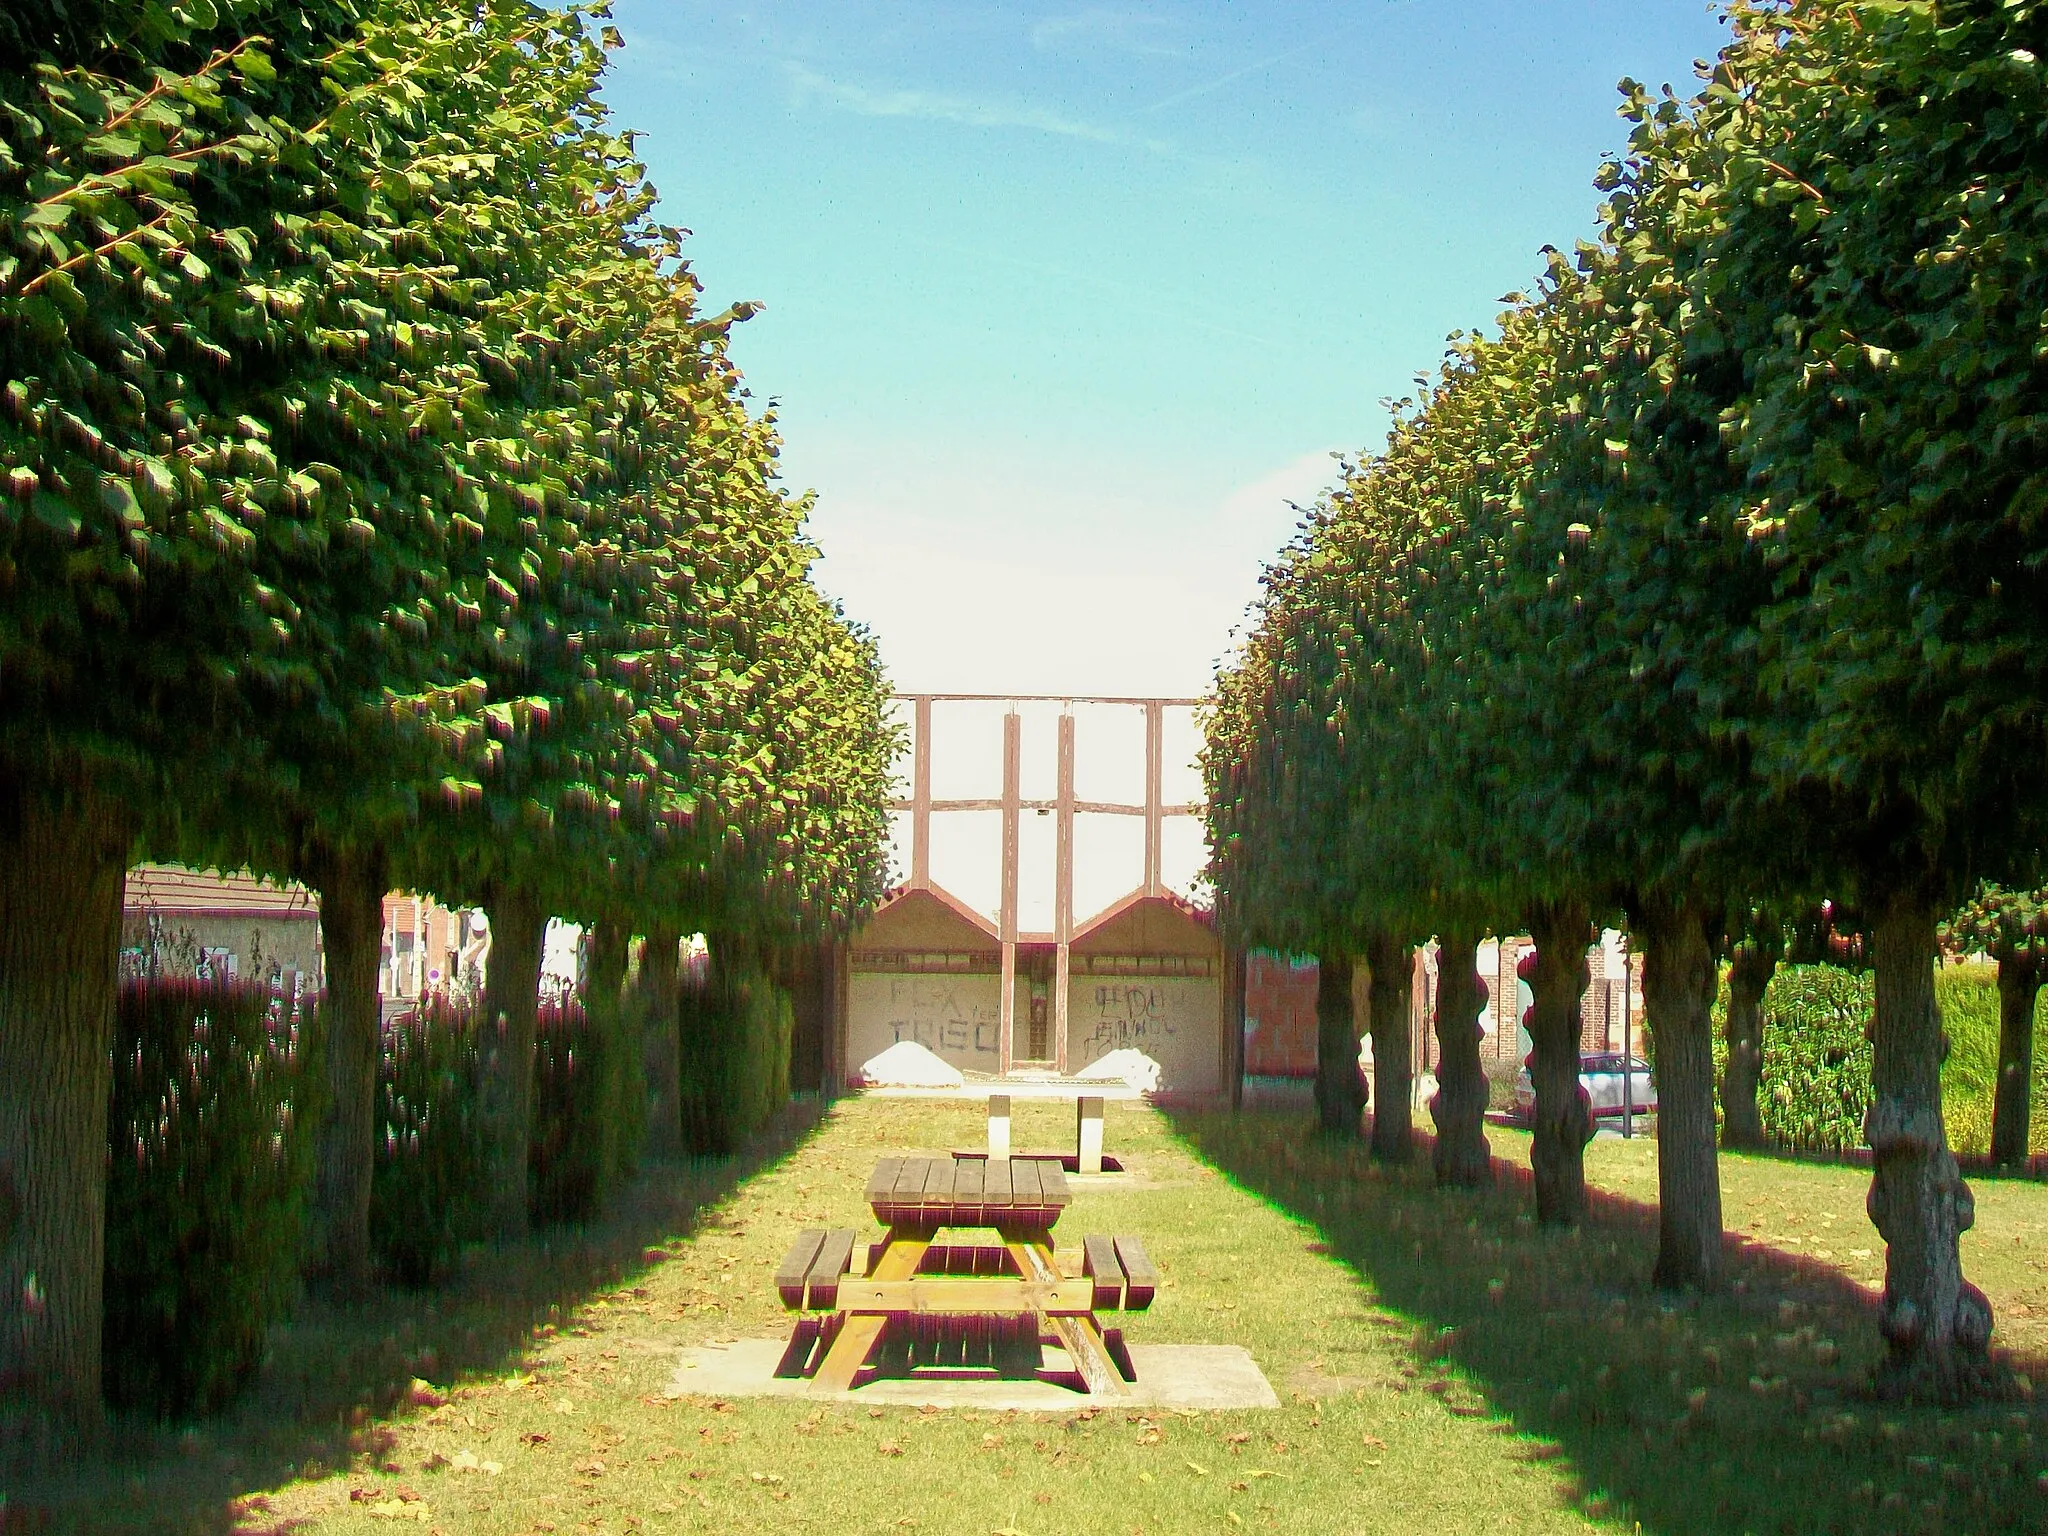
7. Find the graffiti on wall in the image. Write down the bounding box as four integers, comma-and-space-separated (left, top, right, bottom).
1073, 983, 1181, 1057
1067, 976, 1220, 1091
848, 973, 1004, 1070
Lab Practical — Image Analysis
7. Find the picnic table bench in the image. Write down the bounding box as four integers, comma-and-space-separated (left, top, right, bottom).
772, 1153, 1155, 1396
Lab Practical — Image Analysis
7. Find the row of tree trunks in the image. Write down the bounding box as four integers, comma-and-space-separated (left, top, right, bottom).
1314, 951, 1365, 1136
1719, 934, 1779, 1150
477, 883, 548, 1243
1636, 899, 1723, 1292
639, 925, 683, 1160
303, 840, 390, 1293
1363, 930, 1413, 1162
1866, 890, 1992, 1397
1431, 929, 1491, 1187
1526, 901, 1594, 1227
0, 777, 134, 1431
1991, 948, 2040, 1169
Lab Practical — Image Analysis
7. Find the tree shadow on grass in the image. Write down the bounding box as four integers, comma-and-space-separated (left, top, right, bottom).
1162, 1107, 2048, 1536
6, 1098, 832, 1534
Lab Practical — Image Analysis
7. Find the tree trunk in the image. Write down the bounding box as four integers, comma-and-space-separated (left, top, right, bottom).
1430, 928, 1491, 1187
1364, 931, 1414, 1163
1526, 900, 1594, 1227
302, 840, 389, 1293
1720, 936, 1778, 1151
1638, 899, 1724, 1291
1866, 888, 1991, 1396
477, 883, 548, 1243
1314, 950, 1364, 1137
1990, 948, 2039, 1169
639, 924, 682, 1160
582, 916, 634, 1194
0, 777, 133, 1432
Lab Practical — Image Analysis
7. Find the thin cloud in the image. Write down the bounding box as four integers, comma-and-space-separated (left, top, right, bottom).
1140, 45, 1313, 115
784, 61, 1125, 144
1029, 9, 1182, 58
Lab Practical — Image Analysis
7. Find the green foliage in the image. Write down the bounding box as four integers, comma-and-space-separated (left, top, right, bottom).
372, 988, 659, 1274
1935, 963, 2048, 1159
1206, 0, 2048, 1040
370, 995, 486, 1288
531, 995, 643, 1225
1944, 885, 2048, 967
103, 977, 316, 1417
677, 971, 792, 1156
1750, 966, 1876, 1155
1712, 963, 2048, 1157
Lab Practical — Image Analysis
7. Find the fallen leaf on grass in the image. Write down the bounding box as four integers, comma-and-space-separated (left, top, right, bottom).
1226, 1514, 1244, 1527
520, 1432, 551, 1447
878, 1441, 906, 1457
364, 1500, 430, 1523
749, 1472, 785, 1485
1361, 1435, 1386, 1450
1185, 1461, 1210, 1476
1137, 1472, 1154, 1484
1245, 1469, 1290, 1480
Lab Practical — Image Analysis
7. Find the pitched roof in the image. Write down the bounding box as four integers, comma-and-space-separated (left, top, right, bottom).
124, 863, 319, 919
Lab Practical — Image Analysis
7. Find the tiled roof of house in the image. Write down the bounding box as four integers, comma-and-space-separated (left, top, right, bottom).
124, 863, 319, 918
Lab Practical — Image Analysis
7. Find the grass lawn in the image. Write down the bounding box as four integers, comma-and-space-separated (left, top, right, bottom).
16, 1096, 2047, 1535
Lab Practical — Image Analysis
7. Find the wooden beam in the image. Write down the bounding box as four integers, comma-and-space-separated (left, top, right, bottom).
1143, 700, 1164, 896
838, 1277, 1097, 1315
1055, 711, 1074, 1075
999, 710, 1020, 1076
911, 695, 932, 889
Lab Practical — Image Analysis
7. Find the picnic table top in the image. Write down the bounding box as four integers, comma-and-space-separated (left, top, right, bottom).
864, 1154, 1072, 1232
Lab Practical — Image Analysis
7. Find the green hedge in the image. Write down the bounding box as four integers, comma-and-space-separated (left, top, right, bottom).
373, 992, 644, 1282
370, 994, 488, 1287
103, 978, 318, 1417
1935, 962, 2048, 1159
1756, 965, 1875, 1153
531, 994, 643, 1224
1714, 962, 2048, 1156
678, 970, 792, 1155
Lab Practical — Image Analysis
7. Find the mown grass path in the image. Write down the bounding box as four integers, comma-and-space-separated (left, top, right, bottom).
29, 1096, 2048, 1534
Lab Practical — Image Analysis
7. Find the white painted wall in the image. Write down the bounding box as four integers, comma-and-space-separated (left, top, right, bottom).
1067, 975, 1220, 1092
850, 972, 1006, 1075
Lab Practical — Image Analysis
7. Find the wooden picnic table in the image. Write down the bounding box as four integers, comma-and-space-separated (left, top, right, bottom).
775, 1153, 1155, 1397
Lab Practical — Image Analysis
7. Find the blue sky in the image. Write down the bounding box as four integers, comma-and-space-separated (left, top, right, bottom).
603, 1, 1732, 699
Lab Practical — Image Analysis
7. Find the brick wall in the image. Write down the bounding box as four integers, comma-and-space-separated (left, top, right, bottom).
1243, 949, 1318, 1077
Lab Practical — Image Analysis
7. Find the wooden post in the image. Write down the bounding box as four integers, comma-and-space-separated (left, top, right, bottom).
999, 709, 1020, 1076
1143, 700, 1164, 896
1055, 711, 1075, 1074
988, 1093, 1012, 1157
1076, 1095, 1104, 1174
1223, 942, 1246, 1110
911, 695, 932, 890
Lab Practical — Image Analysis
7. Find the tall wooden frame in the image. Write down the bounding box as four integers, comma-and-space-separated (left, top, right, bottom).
890, 694, 1204, 1071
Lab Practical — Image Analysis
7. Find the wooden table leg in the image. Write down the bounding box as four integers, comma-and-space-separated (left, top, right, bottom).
1003, 1237, 1127, 1397
813, 1226, 932, 1392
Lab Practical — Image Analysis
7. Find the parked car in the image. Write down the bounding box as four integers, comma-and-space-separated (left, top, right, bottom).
1512, 1053, 1656, 1125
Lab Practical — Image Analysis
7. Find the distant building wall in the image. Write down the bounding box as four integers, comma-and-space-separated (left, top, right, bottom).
848, 970, 1005, 1075
1243, 950, 1317, 1078
1067, 973, 1221, 1090
122, 864, 323, 987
